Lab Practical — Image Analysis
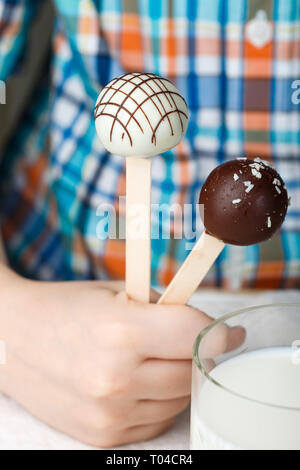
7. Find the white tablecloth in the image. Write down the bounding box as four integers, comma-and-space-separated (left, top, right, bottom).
0, 289, 299, 450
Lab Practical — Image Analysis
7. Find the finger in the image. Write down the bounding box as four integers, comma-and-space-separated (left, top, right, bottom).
198, 324, 246, 359
225, 326, 246, 353
137, 303, 214, 359
150, 289, 160, 303
112, 418, 174, 448
102, 283, 160, 301
99, 281, 125, 292
132, 396, 190, 426
201, 358, 216, 373
131, 359, 192, 400
199, 326, 245, 373
104, 284, 159, 302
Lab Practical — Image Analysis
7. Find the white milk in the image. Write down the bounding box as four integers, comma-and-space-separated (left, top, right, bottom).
191, 347, 300, 450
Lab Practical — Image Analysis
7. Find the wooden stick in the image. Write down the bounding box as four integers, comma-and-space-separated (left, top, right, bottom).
126, 157, 152, 303
158, 231, 225, 305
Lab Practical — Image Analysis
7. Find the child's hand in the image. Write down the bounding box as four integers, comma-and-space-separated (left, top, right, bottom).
0, 276, 244, 447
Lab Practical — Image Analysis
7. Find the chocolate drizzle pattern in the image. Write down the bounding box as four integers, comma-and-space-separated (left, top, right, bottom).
94, 73, 188, 147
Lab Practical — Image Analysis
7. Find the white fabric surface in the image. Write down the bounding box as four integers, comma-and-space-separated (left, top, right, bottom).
0, 289, 299, 450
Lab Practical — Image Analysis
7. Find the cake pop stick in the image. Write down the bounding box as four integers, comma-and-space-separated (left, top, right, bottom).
95, 72, 188, 303
158, 232, 225, 305
125, 156, 152, 303
158, 158, 289, 305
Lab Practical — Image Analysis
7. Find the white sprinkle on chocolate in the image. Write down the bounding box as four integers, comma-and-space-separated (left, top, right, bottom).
267, 216, 272, 228
254, 157, 272, 168
233, 173, 239, 181
244, 181, 254, 193
273, 178, 281, 186
232, 199, 241, 204
237, 157, 247, 160
251, 168, 262, 179
275, 186, 281, 194
250, 162, 265, 173
250, 162, 262, 170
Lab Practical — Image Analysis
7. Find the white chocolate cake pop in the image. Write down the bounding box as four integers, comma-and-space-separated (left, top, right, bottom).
94, 72, 188, 157
94, 72, 189, 304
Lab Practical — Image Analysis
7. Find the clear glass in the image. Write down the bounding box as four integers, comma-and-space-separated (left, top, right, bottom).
190, 303, 300, 450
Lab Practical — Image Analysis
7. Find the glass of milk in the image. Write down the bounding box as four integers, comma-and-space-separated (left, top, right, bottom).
190, 303, 300, 450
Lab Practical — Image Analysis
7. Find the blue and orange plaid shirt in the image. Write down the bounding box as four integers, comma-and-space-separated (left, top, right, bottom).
0, 0, 299, 289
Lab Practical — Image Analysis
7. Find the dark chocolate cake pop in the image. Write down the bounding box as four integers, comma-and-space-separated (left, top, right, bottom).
199, 158, 289, 246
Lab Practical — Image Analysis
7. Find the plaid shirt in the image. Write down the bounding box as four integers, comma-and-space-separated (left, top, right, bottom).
0, 0, 299, 289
